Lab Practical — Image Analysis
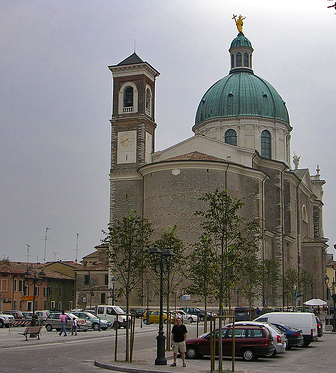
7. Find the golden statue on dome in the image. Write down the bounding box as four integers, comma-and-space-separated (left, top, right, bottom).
232, 14, 246, 33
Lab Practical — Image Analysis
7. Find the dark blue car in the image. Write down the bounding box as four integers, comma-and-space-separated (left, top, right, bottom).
271, 323, 304, 348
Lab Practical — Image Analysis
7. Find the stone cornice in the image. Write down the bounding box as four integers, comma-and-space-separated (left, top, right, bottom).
109, 62, 160, 81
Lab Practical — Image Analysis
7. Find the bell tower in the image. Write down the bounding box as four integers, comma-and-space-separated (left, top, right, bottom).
108, 53, 160, 222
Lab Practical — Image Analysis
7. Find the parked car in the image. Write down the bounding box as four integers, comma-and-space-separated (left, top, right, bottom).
186, 324, 275, 361
135, 308, 146, 318
143, 310, 174, 324
35, 310, 50, 325
45, 312, 90, 332
228, 321, 287, 357
22, 311, 33, 320
71, 311, 111, 330
175, 310, 198, 323
5, 310, 24, 320
270, 323, 304, 348
96, 305, 129, 329
179, 307, 207, 321
316, 316, 323, 337
0, 311, 14, 328
235, 307, 256, 321
254, 312, 318, 346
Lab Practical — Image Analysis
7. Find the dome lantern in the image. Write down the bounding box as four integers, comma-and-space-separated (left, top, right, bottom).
230, 15, 253, 73
229, 32, 254, 74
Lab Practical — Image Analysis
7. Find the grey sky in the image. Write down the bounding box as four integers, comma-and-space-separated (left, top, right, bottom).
1, 0, 335, 263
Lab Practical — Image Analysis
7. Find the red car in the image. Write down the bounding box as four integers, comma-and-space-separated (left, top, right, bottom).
186, 325, 275, 361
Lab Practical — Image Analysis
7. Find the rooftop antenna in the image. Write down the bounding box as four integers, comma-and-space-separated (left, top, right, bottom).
26, 244, 30, 268
75, 233, 79, 262
52, 252, 58, 261
43, 227, 50, 264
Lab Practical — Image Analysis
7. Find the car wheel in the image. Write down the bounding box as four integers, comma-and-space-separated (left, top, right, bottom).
163, 319, 167, 324
297, 339, 304, 347
242, 348, 256, 361
200, 316, 204, 321
93, 323, 100, 331
265, 349, 276, 358
186, 346, 199, 359
188, 317, 193, 323
45, 324, 53, 332
0, 320, 3, 328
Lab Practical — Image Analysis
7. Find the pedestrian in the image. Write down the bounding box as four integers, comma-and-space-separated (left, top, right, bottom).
170, 315, 187, 367
71, 317, 78, 336
59, 310, 67, 336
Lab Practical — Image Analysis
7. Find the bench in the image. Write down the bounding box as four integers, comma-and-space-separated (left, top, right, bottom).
20, 326, 43, 341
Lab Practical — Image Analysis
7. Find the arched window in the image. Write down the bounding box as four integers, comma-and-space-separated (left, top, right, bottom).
124, 86, 133, 107
236, 53, 242, 67
261, 130, 271, 159
146, 88, 151, 110
243, 52, 249, 67
118, 82, 138, 114
302, 205, 308, 223
225, 129, 237, 146
231, 54, 234, 69
227, 93, 233, 115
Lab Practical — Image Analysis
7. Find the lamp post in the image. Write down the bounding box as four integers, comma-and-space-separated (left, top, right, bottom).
111, 276, 116, 305
324, 275, 336, 332
24, 268, 46, 326
150, 245, 175, 365
146, 280, 150, 325
109, 276, 116, 306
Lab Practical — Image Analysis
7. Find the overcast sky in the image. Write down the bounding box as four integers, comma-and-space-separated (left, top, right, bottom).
1, 0, 335, 263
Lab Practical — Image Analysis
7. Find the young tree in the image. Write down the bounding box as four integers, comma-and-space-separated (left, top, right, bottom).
196, 189, 261, 369
283, 268, 298, 308
103, 210, 153, 361
261, 259, 280, 308
240, 253, 262, 313
149, 226, 186, 347
299, 270, 314, 303
187, 234, 217, 332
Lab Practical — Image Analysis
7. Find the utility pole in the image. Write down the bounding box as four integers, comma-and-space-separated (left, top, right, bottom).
75, 233, 79, 262
43, 227, 50, 264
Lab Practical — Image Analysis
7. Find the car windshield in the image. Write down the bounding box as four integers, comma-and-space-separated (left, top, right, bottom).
272, 323, 286, 332
67, 313, 77, 319
269, 324, 282, 334
280, 324, 300, 331
113, 306, 125, 314
85, 312, 96, 318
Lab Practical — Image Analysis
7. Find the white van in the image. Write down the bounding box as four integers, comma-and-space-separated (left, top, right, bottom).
254, 312, 318, 346
96, 305, 128, 328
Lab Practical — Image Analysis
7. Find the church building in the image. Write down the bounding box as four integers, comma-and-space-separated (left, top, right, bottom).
107, 22, 327, 307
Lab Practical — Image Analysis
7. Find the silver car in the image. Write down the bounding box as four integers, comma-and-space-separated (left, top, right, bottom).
71, 311, 111, 330
45, 312, 91, 332
0, 312, 14, 328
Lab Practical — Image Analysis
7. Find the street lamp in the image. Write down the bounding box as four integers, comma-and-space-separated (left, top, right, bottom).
24, 267, 46, 326
150, 245, 175, 365
109, 276, 116, 305
324, 275, 336, 332
146, 280, 150, 325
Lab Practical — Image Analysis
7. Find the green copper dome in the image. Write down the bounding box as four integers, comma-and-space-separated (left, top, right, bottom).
195, 32, 289, 126
230, 32, 252, 49
195, 72, 289, 125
